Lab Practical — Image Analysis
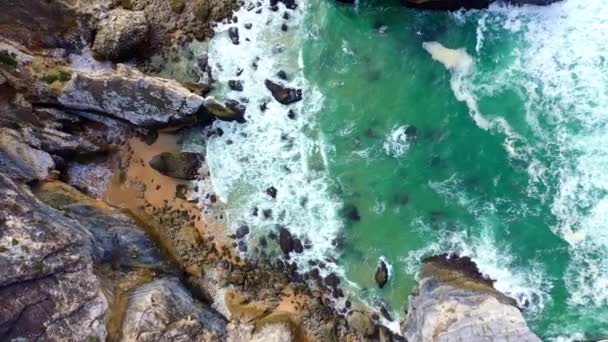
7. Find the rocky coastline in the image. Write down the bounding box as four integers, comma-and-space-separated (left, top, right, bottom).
0, 0, 541, 341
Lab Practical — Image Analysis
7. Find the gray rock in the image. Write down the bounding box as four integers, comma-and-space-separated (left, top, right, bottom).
250, 323, 294, 342
0, 173, 108, 341
92, 9, 149, 62
375, 259, 389, 289
347, 310, 375, 337
121, 277, 227, 341
0, 127, 54, 181
404, 254, 541, 342
57, 65, 211, 128
149, 152, 203, 180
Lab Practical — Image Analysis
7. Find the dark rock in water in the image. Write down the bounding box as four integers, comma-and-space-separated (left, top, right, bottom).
324, 273, 340, 288
335, 0, 355, 4
228, 80, 243, 91
259, 237, 267, 247
281, 24, 288, 32
236, 68, 244, 76
342, 204, 361, 221
149, 152, 202, 180
283, 12, 290, 20
259, 101, 269, 112
277, 70, 288, 80
287, 109, 296, 119
266, 186, 278, 198
423, 253, 495, 286
293, 238, 304, 253
264, 79, 302, 104
245, 23, 252, 29
394, 192, 409, 205
278, 227, 294, 254
375, 260, 389, 289
238, 240, 248, 252
224, 99, 247, 123
380, 305, 394, 321
270, 0, 298, 10
252, 207, 259, 216
236, 225, 250, 239
262, 209, 272, 219
405, 125, 417, 140
228, 27, 239, 45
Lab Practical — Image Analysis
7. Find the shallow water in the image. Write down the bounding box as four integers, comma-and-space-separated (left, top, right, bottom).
193, 0, 608, 339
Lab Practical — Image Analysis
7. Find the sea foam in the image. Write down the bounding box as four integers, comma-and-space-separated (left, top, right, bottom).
199, 0, 343, 274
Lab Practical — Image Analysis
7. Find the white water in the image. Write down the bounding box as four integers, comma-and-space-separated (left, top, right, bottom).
201, 0, 343, 273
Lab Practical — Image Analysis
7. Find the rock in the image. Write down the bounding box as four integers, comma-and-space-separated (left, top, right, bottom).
236, 225, 250, 239
335, 0, 355, 3
228, 27, 239, 45
0, 174, 108, 341
278, 227, 294, 254
347, 311, 375, 337
405, 125, 417, 140
229, 80, 244, 91
149, 152, 202, 180
281, 23, 288, 32
270, 0, 298, 10
20, 126, 102, 157
375, 259, 389, 289
264, 79, 302, 105
324, 273, 340, 288
205, 97, 246, 122
0, 127, 54, 181
121, 278, 227, 341
266, 186, 278, 198
293, 238, 303, 254
57, 65, 212, 128
250, 323, 294, 342
342, 204, 361, 221
245, 23, 253, 29
404, 254, 541, 342
287, 109, 296, 120
92, 9, 149, 62
277, 70, 288, 80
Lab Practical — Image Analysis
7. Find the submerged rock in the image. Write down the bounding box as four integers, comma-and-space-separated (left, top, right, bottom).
404, 254, 541, 341
264, 79, 302, 105
149, 152, 202, 180
228, 79, 244, 91
92, 9, 149, 62
375, 259, 389, 288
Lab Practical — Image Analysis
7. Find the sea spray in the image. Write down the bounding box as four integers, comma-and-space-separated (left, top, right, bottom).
197, 0, 344, 275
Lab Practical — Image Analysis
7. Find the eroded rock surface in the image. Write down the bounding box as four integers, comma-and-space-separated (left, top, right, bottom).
404, 254, 541, 342
121, 277, 227, 341
0, 174, 108, 341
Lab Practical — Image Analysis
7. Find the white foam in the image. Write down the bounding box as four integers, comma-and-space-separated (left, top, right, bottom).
382, 125, 411, 158
422, 41, 474, 72
200, 0, 342, 273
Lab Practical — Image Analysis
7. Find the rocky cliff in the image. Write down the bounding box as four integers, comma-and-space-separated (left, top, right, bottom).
404, 254, 541, 342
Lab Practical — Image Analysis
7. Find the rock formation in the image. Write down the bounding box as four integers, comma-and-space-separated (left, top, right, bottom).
404, 254, 541, 342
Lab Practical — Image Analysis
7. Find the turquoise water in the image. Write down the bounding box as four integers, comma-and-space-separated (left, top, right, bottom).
199, 0, 608, 339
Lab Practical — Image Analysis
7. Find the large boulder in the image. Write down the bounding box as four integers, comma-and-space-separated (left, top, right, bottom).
0, 127, 54, 181
92, 9, 149, 62
0, 174, 108, 341
148, 151, 203, 180
375, 259, 389, 289
264, 80, 302, 105
404, 254, 541, 342
121, 277, 227, 341
57, 65, 212, 128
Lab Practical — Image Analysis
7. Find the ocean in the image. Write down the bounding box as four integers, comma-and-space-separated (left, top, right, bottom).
187, 0, 608, 339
